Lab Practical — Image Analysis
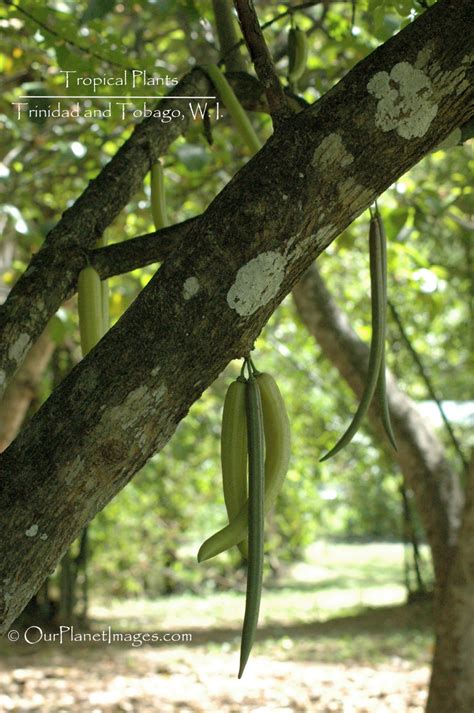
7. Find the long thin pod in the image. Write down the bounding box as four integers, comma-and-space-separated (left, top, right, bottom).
320, 215, 386, 461
238, 367, 265, 678
375, 209, 397, 450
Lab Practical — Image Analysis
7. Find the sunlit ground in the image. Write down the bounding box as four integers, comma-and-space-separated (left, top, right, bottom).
0, 542, 433, 712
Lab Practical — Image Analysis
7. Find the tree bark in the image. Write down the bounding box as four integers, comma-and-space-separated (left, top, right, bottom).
0, 0, 473, 633
291, 264, 464, 587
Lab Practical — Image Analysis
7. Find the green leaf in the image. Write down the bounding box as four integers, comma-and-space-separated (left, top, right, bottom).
81, 0, 117, 24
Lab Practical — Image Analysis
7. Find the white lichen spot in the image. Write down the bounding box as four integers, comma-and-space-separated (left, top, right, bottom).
293, 224, 337, 261
282, 194, 288, 201
182, 276, 200, 300
101, 384, 168, 456
227, 252, 287, 317
25, 524, 39, 537
338, 178, 374, 208
298, 173, 304, 178
435, 128, 462, 151
39, 533, 48, 541
312, 134, 354, 170
367, 62, 438, 139
415, 46, 432, 70
9, 333, 31, 363
151, 365, 161, 377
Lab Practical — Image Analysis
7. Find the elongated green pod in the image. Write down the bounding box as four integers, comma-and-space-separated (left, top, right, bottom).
197, 500, 250, 562
375, 211, 397, 450
78, 266, 103, 357
256, 372, 291, 509
221, 378, 249, 558
238, 372, 265, 678
320, 215, 385, 461
288, 27, 308, 82
150, 160, 168, 231
205, 64, 262, 155
198, 372, 290, 562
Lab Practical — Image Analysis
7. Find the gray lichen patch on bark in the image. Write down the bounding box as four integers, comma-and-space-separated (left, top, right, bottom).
367, 61, 438, 139
226, 252, 287, 316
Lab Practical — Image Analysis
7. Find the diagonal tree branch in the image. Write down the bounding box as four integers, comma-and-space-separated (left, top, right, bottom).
0, 0, 473, 632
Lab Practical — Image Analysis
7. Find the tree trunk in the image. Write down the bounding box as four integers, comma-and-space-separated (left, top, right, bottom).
0, 0, 472, 633
0, 329, 54, 452
426, 456, 474, 713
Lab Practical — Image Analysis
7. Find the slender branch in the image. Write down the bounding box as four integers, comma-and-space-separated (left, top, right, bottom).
388, 299, 468, 471
220, 1, 347, 66
233, 0, 292, 126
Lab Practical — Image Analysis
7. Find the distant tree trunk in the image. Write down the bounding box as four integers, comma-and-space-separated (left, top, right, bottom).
0, 329, 54, 452
59, 550, 75, 623
426, 455, 474, 713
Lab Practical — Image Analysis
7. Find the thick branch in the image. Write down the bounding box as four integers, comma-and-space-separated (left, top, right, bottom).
292, 265, 464, 585
0, 0, 473, 632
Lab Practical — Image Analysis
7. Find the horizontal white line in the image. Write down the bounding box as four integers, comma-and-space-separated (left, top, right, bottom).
17, 96, 216, 100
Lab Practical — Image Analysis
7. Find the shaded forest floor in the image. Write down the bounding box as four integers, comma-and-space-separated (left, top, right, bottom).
0, 543, 434, 711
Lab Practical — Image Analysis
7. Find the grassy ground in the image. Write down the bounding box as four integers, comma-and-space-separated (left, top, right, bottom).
0, 542, 434, 712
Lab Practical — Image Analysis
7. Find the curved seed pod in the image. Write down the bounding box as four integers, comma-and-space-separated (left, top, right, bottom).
198, 372, 291, 562
205, 64, 262, 155
238, 371, 265, 678
375, 211, 397, 450
78, 266, 104, 357
320, 215, 385, 461
150, 160, 168, 231
221, 378, 249, 558
288, 27, 308, 82
197, 501, 250, 562
256, 372, 291, 511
